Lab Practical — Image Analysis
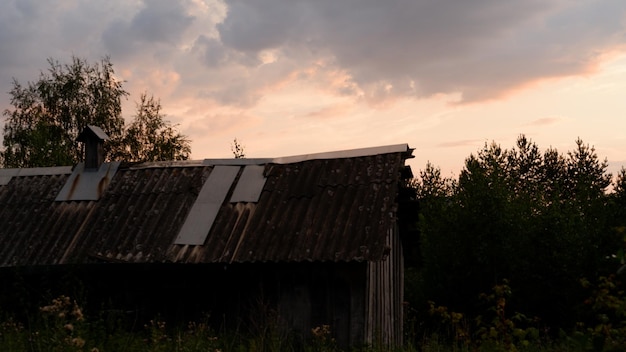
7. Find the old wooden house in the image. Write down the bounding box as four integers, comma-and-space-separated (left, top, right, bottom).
0, 126, 414, 347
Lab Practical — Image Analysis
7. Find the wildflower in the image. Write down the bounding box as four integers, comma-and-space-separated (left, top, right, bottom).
311, 324, 331, 338
72, 305, 84, 321
70, 337, 85, 348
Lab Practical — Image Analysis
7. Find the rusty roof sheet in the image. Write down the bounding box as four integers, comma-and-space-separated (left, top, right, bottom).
0, 144, 412, 267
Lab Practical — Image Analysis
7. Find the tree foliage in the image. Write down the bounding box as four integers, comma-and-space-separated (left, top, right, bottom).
413, 135, 620, 329
1, 57, 127, 167
114, 93, 191, 162
1, 56, 191, 168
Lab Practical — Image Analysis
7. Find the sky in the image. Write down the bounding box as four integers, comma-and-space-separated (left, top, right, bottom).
1, 0, 626, 178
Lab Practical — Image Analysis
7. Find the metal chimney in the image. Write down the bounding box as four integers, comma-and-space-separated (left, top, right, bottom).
76, 125, 109, 170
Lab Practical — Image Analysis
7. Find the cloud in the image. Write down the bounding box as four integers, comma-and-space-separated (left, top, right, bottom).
218, 1, 310, 52
131, 0, 195, 43
437, 139, 483, 148
1, 0, 626, 123
192, 34, 260, 68
302, 103, 355, 120
0, 1, 60, 68
217, 0, 626, 103
186, 111, 262, 138
526, 117, 562, 126
102, 0, 195, 58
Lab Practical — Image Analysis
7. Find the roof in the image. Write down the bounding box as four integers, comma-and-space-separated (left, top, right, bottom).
0, 144, 413, 267
76, 125, 109, 142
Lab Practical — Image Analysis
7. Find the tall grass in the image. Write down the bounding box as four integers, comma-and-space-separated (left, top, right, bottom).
2, 277, 625, 352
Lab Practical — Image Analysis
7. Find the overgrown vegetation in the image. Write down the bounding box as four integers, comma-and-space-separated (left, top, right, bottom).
403, 135, 626, 351
3, 282, 626, 351
0, 295, 343, 352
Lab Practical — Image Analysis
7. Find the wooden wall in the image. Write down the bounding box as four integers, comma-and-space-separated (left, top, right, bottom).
365, 225, 404, 347
0, 253, 405, 349
274, 262, 367, 347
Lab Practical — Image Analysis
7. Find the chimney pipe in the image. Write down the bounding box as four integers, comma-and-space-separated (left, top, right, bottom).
76, 125, 109, 170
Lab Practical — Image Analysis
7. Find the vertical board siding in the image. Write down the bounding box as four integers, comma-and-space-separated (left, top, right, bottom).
393, 225, 405, 346
365, 226, 404, 348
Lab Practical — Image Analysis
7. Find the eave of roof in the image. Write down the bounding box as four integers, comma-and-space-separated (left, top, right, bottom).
0, 166, 73, 185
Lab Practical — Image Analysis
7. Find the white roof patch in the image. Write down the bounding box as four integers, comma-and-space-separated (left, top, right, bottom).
230, 165, 267, 203
55, 162, 120, 201
175, 165, 240, 245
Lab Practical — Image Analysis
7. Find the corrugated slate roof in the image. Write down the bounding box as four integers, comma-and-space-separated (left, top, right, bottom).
0, 144, 412, 267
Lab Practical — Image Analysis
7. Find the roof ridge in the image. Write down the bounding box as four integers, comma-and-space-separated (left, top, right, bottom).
268, 143, 411, 164
198, 143, 412, 166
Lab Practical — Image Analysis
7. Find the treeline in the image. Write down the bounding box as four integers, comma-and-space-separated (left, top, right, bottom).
406, 135, 626, 348
1, 56, 191, 168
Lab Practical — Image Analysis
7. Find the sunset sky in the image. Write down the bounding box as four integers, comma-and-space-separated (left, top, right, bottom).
1, 0, 626, 177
